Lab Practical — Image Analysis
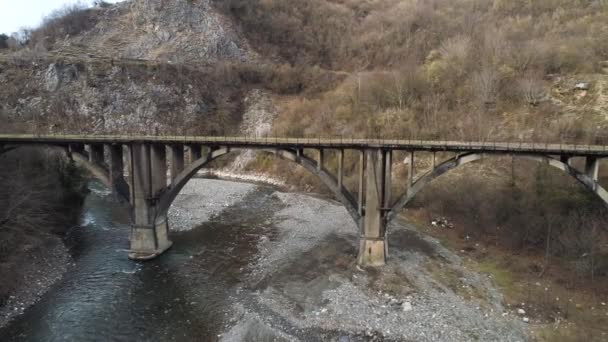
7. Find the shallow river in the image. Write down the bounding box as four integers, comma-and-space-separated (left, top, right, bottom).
0, 180, 280, 342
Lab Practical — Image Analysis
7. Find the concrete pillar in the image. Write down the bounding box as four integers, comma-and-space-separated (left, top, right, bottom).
408, 151, 414, 188
170, 145, 185, 181
296, 148, 304, 162
89, 144, 105, 165
109, 144, 129, 201
384, 150, 392, 208
125, 145, 134, 204
128, 143, 172, 260
151, 144, 167, 192
318, 149, 324, 171
188, 144, 202, 164
585, 157, 599, 181
337, 149, 344, 189
358, 150, 365, 216
358, 149, 387, 266
70, 144, 85, 156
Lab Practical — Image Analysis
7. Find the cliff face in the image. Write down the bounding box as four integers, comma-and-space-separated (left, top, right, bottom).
0, 0, 266, 135
65, 0, 251, 63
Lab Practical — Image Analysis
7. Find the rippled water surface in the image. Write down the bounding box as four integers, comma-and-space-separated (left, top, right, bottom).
0, 181, 279, 341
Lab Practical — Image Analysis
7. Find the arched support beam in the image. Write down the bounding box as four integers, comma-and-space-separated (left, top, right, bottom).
154, 147, 360, 227
0, 146, 17, 155
387, 153, 608, 222
0, 144, 115, 196
155, 147, 232, 225
71, 151, 112, 190
271, 148, 360, 223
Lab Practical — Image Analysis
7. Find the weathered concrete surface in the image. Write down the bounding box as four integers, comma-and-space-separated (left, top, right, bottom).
2, 135, 607, 264
358, 149, 389, 266
128, 143, 172, 260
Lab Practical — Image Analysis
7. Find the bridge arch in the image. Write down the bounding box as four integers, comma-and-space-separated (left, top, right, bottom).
0, 144, 113, 192
69, 150, 112, 190
387, 153, 608, 222
154, 147, 361, 227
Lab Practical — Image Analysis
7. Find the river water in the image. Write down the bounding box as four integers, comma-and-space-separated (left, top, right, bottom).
0, 181, 282, 342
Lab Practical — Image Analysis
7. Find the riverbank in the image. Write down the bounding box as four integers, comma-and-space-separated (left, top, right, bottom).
0, 151, 86, 329
0, 174, 530, 340
0, 235, 71, 329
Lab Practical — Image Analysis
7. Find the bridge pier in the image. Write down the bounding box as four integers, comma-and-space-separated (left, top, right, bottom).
170, 145, 185, 181
358, 149, 391, 266
109, 144, 129, 201
188, 144, 202, 164
128, 143, 172, 260
585, 157, 599, 181
89, 144, 105, 165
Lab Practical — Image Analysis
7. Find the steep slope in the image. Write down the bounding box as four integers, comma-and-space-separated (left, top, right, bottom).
54, 0, 251, 63
0, 0, 286, 135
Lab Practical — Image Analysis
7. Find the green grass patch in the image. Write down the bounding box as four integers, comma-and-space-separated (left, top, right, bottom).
475, 260, 516, 296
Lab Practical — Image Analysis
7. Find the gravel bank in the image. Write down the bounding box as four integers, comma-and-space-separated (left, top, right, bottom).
209, 187, 529, 341
0, 238, 70, 329
146, 177, 529, 340
169, 178, 258, 231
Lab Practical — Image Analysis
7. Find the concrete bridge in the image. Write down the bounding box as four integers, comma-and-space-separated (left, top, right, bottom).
1, 134, 607, 266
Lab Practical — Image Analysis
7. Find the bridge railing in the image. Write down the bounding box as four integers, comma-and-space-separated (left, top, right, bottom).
1, 132, 607, 155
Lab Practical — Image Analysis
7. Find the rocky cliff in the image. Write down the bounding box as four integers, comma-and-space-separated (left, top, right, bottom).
0, 0, 273, 135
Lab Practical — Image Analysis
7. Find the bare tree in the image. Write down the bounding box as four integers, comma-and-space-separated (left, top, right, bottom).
439, 34, 471, 63
517, 72, 545, 106
472, 65, 499, 108
539, 214, 557, 277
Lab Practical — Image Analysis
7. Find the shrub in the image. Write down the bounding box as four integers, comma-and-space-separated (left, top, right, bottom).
29, 3, 100, 47
0, 34, 8, 49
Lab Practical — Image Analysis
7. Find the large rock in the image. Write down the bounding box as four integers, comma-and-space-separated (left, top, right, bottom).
44, 63, 78, 92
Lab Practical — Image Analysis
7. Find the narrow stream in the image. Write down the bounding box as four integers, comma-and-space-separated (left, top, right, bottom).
0, 180, 281, 342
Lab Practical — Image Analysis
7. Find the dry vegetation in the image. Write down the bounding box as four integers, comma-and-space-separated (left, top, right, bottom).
215, 2, 608, 339
216, 0, 608, 141
0, 149, 86, 305
1, 1, 608, 339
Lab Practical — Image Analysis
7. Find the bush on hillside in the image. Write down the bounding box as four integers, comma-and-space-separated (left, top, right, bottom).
0, 34, 8, 49
29, 3, 100, 47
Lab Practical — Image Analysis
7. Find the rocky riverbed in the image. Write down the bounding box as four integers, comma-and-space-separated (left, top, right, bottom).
0, 236, 70, 329
1, 177, 530, 341
170, 178, 529, 341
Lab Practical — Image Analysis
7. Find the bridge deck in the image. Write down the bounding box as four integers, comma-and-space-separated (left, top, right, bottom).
1, 134, 607, 157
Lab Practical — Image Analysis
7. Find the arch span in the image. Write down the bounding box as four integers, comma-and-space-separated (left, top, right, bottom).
387, 153, 608, 222
154, 147, 360, 226
0, 144, 113, 192
70, 150, 112, 190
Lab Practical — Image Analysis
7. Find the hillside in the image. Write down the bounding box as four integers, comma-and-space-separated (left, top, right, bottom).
0, 0, 339, 135
1, 0, 608, 340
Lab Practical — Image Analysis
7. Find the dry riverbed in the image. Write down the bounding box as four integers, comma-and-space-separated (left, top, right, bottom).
170, 178, 529, 341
